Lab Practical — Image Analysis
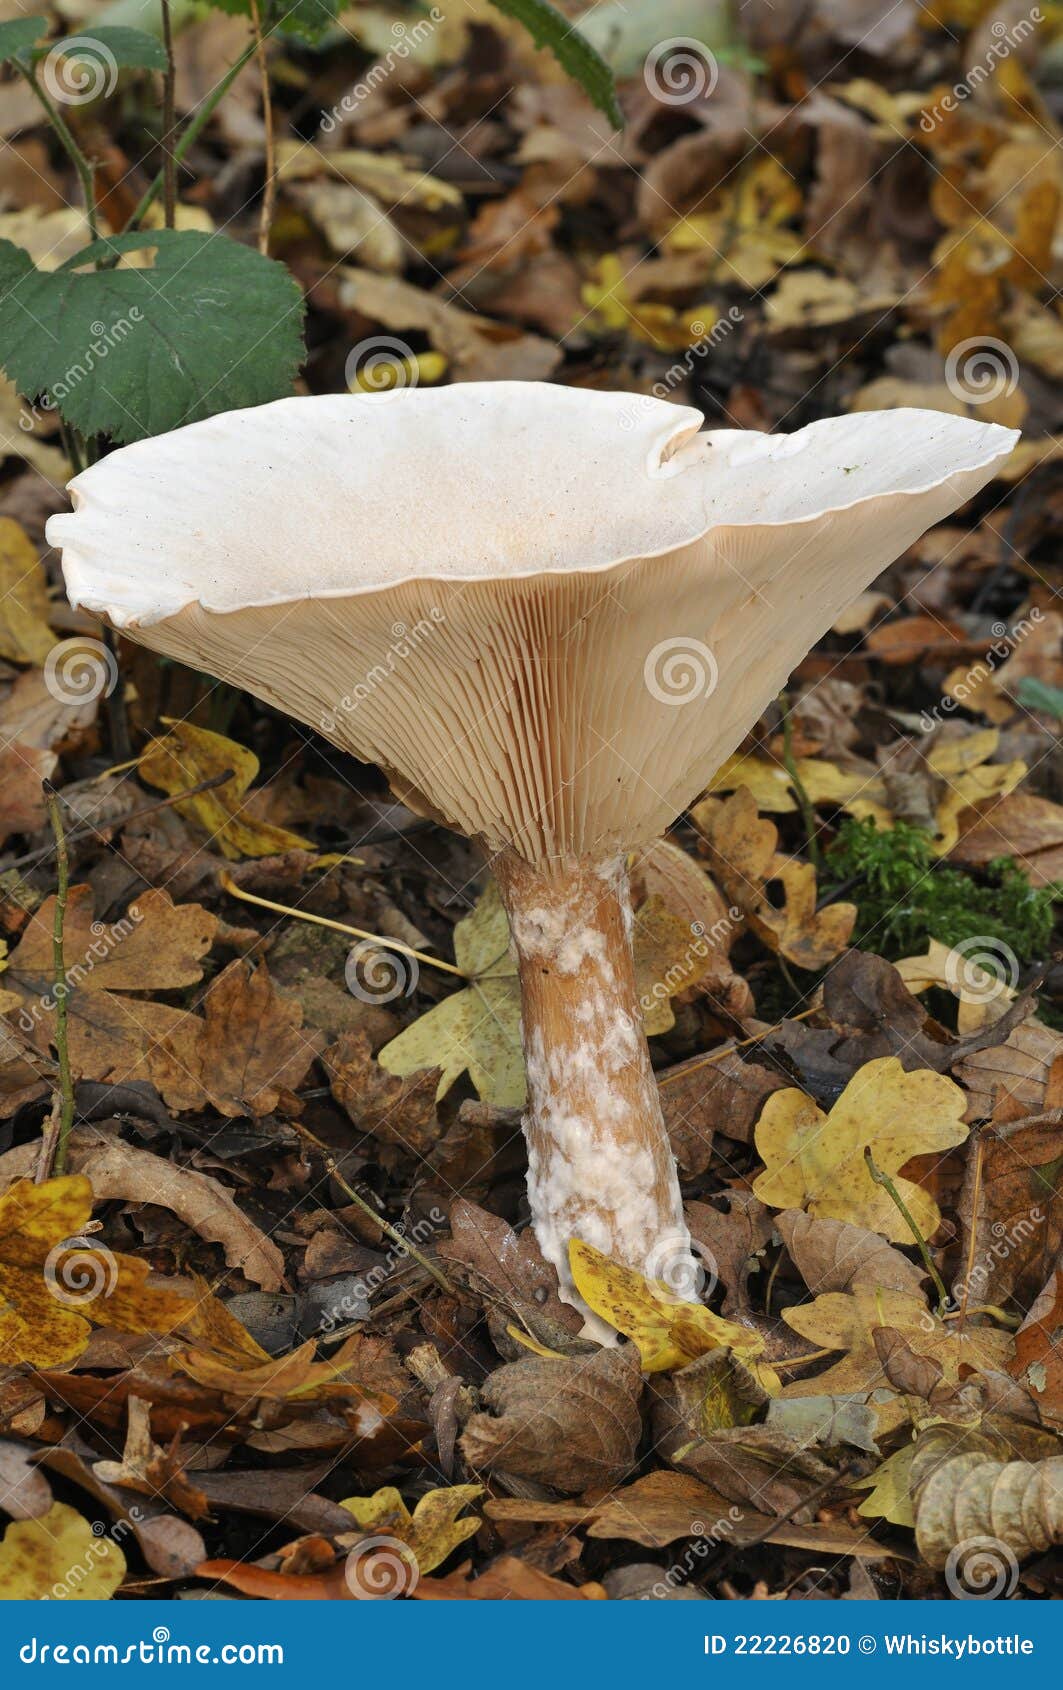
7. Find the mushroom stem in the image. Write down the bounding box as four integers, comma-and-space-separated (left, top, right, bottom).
494, 850, 692, 1323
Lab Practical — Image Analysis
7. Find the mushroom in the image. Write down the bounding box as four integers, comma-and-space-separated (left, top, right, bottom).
46, 384, 1016, 1320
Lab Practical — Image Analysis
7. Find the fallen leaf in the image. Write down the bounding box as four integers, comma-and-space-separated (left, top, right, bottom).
0, 518, 54, 664
776, 1209, 926, 1297
696, 788, 856, 968
153, 959, 323, 1119
954, 1111, 1063, 1307
138, 719, 311, 860
782, 1289, 1014, 1396
338, 1484, 482, 1575
0, 1501, 125, 1599
4, 886, 216, 1086
415, 1556, 607, 1599
753, 1056, 969, 1240
460, 1347, 642, 1494
568, 1239, 770, 1376
0, 1175, 192, 1369
0, 1126, 283, 1290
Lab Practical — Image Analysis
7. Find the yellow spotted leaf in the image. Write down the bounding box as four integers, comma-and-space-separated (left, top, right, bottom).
0, 1175, 200, 1369
853, 1444, 917, 1526
339, 1484, 483, 1574
568, 1239, 768, 1375
0, 1502, 125, 1599
753, 1057, 969, 1240
138, 719, 311, 860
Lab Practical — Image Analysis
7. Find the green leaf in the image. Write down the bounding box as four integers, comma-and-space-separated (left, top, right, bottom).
33, 26, 170, 73
1015, 676, 1063, 720
0, 16, 46, 66
488, 0, 622, 127
204, 0, 341, 44
0, 231, 304, 444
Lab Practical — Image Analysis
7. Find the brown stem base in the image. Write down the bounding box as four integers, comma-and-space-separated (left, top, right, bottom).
494, 851, 692, 1322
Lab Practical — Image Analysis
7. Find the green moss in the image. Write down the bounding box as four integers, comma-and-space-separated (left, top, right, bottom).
823, 817, 1057, 966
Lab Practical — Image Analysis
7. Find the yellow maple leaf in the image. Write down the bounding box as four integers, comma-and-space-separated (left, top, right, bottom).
339, 1484, 483, 1575
0, 1502, 125, 1599
568, 1239, 772, 1377
753, 1056, 969, 1240
137, 719, 311, 860
782, 1288, 1014, 1397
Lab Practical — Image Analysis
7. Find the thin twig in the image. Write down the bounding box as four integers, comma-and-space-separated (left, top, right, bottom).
123, 43, 258, 235
159, 0, 177, 227
220, 873, 464, 977
5, 768, 236, 872
248, 0, 275, 254
657, 1007, 818, 1088
288, 1119, 455, 1295
864, 1146, 949, 1313
43, 783, 75, 1175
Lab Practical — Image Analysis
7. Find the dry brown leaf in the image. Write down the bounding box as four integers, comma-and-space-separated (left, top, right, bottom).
776, 1209, 926, 1297
324, 1029, 442, 1157
954, 1112, 1063, 1308
783, 1289, 1014, 1397
415, 1556, 607, 1600
657, 1050, 787, 1176
460, 1346, 643, 1494
153, 959, 322, 1119
4, 886, 216, 1086
337, 267, 561, 383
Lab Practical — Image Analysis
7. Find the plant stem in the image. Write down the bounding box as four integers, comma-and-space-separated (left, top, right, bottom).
219, 872, 463, 976
159, 0, 177, 228
248, 0, 276, 255
863, 1145, 949, 1314
21, 67, 100, 240
124, 42, 258, 235
288, 1119, 454, 1295
43, 783, 75, 1175
778, 690, 821, 870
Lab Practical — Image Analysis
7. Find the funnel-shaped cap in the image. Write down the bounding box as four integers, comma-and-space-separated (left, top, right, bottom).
48, 383, 1016, 862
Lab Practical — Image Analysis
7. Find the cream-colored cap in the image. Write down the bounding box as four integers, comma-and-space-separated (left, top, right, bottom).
48, 383, 1017, 862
